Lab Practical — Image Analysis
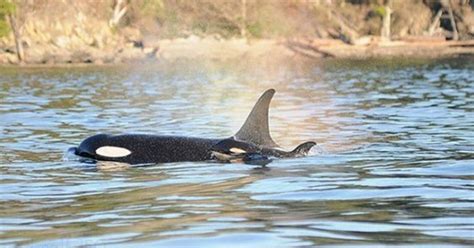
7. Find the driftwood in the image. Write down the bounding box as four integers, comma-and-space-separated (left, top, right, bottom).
286, 39, 335, 59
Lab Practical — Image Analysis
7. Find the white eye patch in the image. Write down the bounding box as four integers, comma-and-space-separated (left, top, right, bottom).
96, 146, 131, 158
229, 147, 246, 154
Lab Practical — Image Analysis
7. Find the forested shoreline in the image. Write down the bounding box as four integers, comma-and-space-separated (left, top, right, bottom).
0, 0, 473, 65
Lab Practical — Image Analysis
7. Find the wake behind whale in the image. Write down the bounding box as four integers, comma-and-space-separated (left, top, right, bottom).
71, 89, 316, 165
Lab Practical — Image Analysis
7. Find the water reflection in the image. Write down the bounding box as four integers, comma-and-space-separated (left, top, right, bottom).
0, 58, 473, 246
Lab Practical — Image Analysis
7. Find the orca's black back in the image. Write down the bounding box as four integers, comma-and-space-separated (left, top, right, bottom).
76, 134, 221, 164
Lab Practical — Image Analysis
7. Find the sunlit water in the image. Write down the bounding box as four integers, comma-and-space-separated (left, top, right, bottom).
0, 58, 473, 247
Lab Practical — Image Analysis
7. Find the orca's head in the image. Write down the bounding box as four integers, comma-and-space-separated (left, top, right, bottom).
75, 134, 131, 160
210, 138, 271, 165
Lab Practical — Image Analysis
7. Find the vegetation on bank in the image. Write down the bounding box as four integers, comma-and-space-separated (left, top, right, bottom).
121, 0, 474, 41
0, 0, 473, 64
0, 0, 14, 37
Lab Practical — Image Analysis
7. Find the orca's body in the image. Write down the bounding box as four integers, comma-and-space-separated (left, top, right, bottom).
74, 134, 220, 164
73, 89, 315, 165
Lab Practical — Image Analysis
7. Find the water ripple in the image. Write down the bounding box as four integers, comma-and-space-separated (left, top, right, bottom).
0, 58, 473, 246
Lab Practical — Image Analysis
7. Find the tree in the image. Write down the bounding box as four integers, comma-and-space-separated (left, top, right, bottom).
109, 0, 128, 28
240, 0, 247, 38
0, 0, 24, 64
0, 0, 14, 37
380, 0, 392, 41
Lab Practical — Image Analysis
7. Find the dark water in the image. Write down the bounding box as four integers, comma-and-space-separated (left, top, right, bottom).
0, 58, 473, 247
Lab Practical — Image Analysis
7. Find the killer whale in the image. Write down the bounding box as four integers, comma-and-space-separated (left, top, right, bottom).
72, 89, 315, 165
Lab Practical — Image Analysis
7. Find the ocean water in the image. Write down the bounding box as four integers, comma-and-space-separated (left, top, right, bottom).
0, 58, 473, 247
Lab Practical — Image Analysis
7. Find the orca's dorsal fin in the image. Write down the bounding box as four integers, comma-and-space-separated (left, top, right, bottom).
234, 89, 279, 148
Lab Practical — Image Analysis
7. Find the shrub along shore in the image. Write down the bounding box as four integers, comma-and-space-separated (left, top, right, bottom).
0, 0, 473, 65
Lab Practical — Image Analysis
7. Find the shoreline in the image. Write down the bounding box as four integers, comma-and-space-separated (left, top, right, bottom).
1, 37, 474, 67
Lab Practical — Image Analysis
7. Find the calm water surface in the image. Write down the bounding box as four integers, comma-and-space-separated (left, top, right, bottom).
0, 58, 473, 247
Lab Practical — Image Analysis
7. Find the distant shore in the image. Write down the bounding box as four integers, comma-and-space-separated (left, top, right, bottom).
1, 36, 474, 66
2, 0, 473, 66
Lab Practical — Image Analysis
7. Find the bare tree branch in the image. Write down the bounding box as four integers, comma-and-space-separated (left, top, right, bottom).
109, 0, 128, 28
6, 8, 24, 64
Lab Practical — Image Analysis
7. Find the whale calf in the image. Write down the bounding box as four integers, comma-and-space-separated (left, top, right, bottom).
72, 89, 315, 165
